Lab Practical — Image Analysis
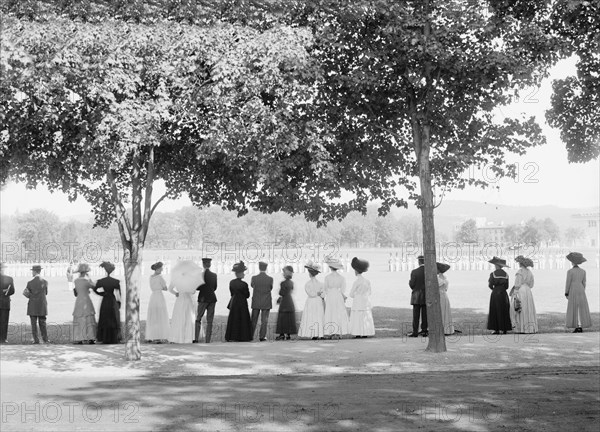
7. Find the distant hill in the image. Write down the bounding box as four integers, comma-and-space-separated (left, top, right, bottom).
392, 200, 599, 236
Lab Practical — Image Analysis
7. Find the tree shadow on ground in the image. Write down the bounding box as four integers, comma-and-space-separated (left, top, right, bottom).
33, 366, 600, 432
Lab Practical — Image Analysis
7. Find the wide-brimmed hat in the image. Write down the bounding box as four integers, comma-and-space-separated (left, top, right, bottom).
304, 261, 321, 273
100, 261, 116, 273
232, 261, 247, 273
31, 265, 43, 272
436, 262, 451, 273
566, 252, 586, 265
488, 256, 509, 268
325, 258, 344, 270
76, 263, 91, 273
351, 257, 369, 273
151, 261, 164, 271
515, 255, 534, 268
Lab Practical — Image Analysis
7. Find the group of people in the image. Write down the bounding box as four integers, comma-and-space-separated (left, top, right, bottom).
406, 256, 454, 337
485, 252, 591, 335
143, 256, 376, 344
0, 250, 593, 345
70, 262, 122, 344
405, 251, 592, 338
0, 261, 122, 345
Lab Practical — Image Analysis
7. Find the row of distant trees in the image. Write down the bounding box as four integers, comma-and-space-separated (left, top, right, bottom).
455, 218, 585, 246
3, 207, 589, 253
1, 206, 434, 252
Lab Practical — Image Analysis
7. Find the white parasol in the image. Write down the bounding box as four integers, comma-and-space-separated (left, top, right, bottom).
169, 260, 205, 294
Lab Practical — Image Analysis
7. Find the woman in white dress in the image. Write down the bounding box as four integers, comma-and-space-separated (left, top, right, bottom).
145, 262, 170, 343
510, 255, 538, 334
437, 262, 454, 335
349, 257, 375, 338
168, 276, 197, 344
322, 258, 349, 339
298, 262, 325, 340
565, 252, 591, 333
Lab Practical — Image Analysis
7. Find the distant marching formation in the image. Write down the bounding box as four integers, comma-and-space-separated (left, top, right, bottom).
2, 249, 599, 279
0, 251, 593, 345
388, 251, 600, 272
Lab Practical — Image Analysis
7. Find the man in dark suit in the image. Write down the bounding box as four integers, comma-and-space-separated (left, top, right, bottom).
194, 258, 217, 343
0, 263, 15, 344
408, 255, 428, 337
24, 265, 49, 344
250, 261, 273, 341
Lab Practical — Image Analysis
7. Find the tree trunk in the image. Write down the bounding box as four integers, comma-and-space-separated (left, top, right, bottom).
123, 237, 142, 361
416, 126, 447, 353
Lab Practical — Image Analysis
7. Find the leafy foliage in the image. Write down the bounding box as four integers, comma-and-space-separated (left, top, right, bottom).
0, 0, 290, 27
0, 16, 336, 236
456, 219, 478, 243
297, 0, 559, 211
546, 0, 600, 163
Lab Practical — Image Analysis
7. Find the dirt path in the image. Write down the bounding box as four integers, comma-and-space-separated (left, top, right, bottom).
1, 334, 599, 431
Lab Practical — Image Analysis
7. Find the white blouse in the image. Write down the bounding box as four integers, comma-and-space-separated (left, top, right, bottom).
305, 278, 324, 298
323, 271, 346, 296
350, 275, 371, 310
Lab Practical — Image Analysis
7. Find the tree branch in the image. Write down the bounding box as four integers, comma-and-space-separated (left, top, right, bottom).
131, 150, 143, 233
107, 169, 132, 251
141, 146, 155, 243
150, 192, 169, 216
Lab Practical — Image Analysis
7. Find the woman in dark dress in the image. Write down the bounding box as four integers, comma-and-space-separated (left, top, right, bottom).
93, 262, 122, 344
225, 261, 253, 342
275, 266, 297, 340
486, 256, 512, 334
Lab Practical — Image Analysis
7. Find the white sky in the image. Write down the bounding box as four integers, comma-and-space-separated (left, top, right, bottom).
1, 59, 598, 217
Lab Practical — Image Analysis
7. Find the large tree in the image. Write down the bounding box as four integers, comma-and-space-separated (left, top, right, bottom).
293, 0, 560, 351
0, 14, 329, 360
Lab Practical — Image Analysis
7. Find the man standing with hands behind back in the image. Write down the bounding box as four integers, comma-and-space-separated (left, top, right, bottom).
0, 263, 15, 344
24, 264, 49, 344
408, 255, 428, 337
194, 258, 217, 343
251, 261, 273, 341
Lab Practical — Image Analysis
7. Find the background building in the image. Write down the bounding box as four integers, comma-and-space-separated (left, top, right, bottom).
571, 212, 600, 248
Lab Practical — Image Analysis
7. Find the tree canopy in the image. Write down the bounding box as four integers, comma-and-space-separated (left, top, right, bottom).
546, 0, 600, 163
0, 11, 329, 359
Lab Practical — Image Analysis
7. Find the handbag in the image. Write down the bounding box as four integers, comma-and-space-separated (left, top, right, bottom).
514, 295, 522, 312
23, 287, 30, 298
